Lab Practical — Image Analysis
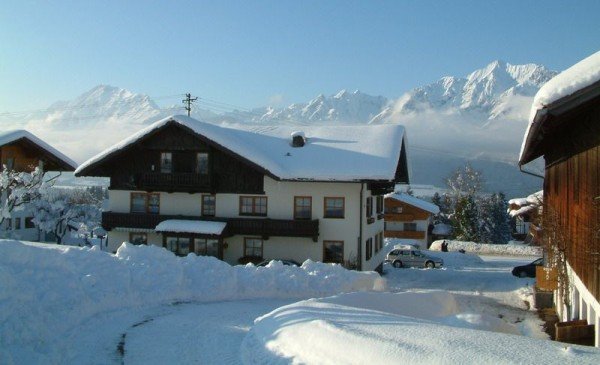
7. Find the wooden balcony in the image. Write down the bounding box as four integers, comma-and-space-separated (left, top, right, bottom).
102, 212, 319, 241
384, 213, 416, 222
138, 172, 212, 192
384, 230, 425, 239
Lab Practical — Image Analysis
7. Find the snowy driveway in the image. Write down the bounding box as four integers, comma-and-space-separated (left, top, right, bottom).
123, 299, 292, 365
65, 253, 546, 364
66, 299, 292, 364
384, 253, 545, 337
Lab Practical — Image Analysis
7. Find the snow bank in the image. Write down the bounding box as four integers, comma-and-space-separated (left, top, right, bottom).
243, 291, 600, 364
430, 239, 542, 256
0, 240, 383, 364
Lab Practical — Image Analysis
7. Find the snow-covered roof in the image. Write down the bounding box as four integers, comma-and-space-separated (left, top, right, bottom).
0, 130, 77, 170
155, 219, 227, 235
507, 190, 543, 218
75, 115, 407, 182
519, 51, 600, 163
385, 192, 440, 214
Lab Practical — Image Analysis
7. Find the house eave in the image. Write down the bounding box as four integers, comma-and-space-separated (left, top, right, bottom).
519, 80, 600, 166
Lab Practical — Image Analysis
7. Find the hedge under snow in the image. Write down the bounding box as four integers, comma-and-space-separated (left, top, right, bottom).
429, 239, 542, 256
0, 240, 384, 363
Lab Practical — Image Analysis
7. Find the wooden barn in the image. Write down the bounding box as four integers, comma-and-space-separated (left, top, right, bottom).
519, 50, 600, 346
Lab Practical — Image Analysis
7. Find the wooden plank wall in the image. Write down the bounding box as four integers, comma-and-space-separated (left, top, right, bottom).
384, 199, 431, 222
545, 145, 600, 301
0, 145, 39, 172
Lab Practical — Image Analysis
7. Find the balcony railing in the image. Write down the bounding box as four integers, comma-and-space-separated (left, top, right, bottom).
384, 230, 426, 239
102, 212, 319, 241
138, 172, 212, 192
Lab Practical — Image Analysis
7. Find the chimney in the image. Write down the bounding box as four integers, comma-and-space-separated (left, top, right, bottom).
290, 131, 306, 147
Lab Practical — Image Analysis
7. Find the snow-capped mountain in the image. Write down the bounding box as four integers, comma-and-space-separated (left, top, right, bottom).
245, 90, 389, 124
24, 85, 167, 128
370, 61, 557, 123
9, 60, 555, 196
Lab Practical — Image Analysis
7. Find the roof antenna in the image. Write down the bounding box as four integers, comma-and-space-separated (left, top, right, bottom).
182, 93, 198, 117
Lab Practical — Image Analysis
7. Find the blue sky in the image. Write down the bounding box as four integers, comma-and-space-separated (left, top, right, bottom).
1, 1, 599, 112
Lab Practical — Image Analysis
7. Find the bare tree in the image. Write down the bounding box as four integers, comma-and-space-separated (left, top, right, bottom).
540, 205, 572, 318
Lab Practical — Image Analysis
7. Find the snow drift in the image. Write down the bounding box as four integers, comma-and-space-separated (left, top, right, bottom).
0, 240, 384, 364
242, 291, 600, 364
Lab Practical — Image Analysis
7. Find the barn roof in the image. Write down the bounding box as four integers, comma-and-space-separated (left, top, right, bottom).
519, 51, 600, 165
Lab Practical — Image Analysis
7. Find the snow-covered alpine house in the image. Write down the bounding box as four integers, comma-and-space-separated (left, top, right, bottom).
520, 50, 600, 346
0, 130, 77, 241
383, 192, 439, 249
75, 115, 409, 271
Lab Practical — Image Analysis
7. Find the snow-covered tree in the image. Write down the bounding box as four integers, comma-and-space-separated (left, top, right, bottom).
445, 163, 484, 199
0, 167, 47, 230
32, 188, 102, 244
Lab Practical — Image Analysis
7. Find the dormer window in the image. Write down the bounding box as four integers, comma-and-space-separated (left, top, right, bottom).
160, 152, 173, 173
196, 152, 209, 174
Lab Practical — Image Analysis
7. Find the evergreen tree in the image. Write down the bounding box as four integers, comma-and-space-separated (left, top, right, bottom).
476, 192, 513, 244
453, 195, 479, 241
489, 192, 512, 244
477, 194, 494, 243
432, 192, 451, 224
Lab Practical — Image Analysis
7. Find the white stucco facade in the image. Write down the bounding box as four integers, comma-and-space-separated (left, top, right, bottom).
106, 176, 385, 271
0, 209, 40, 242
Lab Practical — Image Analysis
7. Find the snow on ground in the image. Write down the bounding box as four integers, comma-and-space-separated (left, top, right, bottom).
429, 239, 542, 256
243, 291, 600, 365
3, 239, 600, 364
0, 240, 382, 364
383, 251, 542, 333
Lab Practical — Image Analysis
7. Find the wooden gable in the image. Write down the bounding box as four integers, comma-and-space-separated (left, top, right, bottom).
0, 138, 74, 172
384, 197, 432, 222
78, 121, 267, 194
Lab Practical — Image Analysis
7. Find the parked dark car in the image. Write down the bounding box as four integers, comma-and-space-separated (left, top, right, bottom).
256, 259, 301, 267
511, 258, 544, 278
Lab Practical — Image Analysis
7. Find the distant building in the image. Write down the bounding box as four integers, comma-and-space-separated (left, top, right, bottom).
0, 130, 77, 241
519, 51, 600, 346
507, 190, 542, 243
383, 192, 439, 249
75, 115, 410, 271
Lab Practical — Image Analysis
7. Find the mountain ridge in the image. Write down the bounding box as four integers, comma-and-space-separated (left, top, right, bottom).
3, 59, 554, 196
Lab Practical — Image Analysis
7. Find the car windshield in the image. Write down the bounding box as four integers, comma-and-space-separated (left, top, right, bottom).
532, 258, 544, 265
